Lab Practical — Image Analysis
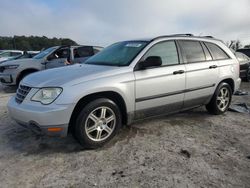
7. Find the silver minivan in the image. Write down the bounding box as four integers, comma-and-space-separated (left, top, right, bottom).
7, 34, 241, 148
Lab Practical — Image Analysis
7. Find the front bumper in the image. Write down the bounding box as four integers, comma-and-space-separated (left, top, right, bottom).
7, 96, 75, 137
0, 73, 13, 84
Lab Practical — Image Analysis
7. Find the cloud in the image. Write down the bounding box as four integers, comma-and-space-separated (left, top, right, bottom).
0, 0, 250, 46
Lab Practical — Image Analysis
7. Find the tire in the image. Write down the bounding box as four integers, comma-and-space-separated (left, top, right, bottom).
74, 98, 122, 149
206, 82, 232, 115
16, 72, 35, 86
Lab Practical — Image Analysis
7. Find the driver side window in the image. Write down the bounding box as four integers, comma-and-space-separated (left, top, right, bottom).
48, 48, 70, 60
144, 41, 179, 66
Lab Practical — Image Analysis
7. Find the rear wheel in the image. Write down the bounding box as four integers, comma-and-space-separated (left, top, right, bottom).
206, 82, 232, 115
74, 98, 122, 148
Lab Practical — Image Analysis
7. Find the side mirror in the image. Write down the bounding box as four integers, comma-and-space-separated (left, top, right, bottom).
139, 56, 162, 69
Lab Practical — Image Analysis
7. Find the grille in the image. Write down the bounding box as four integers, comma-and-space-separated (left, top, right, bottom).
15, 85, 31, 104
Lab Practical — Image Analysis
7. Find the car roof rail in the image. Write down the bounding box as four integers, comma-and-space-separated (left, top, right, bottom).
152, 34, 194, 41
202, 36, 214, 38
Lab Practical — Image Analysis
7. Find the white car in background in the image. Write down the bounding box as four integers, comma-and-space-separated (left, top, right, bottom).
0, 50, 23, 63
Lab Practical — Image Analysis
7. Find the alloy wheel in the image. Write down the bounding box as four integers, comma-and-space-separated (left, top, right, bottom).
216, 87, 230, 111
85, 106, 116, 142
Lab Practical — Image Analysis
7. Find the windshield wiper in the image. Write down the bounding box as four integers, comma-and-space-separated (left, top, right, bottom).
85, 62, 124, 67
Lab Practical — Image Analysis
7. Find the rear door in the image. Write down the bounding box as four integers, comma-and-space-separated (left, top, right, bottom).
178, 40, 219, 108
134, 40, 186, 119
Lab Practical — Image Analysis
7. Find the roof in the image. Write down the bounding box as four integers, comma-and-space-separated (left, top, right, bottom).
0, 50, 23, 53
128, 34, 221, 43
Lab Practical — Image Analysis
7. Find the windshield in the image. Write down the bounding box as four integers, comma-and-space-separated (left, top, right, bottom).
85, 41, 148, 66
0, 52, 10, 58
33, 47, 57, 59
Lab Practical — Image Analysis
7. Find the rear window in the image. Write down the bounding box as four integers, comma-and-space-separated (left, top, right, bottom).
205, 42, 230, 60
75, 46, 94, 58
179, 40, 206, 63
93, 47, 103, 54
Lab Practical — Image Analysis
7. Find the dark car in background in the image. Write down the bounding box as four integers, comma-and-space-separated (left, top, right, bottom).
235, 52, 250, 82
236, 48, 250, 58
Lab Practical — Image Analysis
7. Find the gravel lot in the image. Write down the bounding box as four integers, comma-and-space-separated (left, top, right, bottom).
0, 83, 249, 188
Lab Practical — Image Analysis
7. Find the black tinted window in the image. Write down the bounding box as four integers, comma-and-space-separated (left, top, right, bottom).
55, 48, 70, 58
93, 47, 103, 54
76, 46, 94, 58
205, 42, 229, 60
11, 52, 22, 56
144, 41, 179, 66
179, 40, 206, 63
236, 49, 250, 58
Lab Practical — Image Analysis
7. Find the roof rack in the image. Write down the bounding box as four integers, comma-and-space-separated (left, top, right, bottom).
202, 36, 214, 38
152, 34, 194, 41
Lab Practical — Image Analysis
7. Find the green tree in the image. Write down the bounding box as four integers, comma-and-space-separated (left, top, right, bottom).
0, 35, 78, 51
228, 40, 242, 51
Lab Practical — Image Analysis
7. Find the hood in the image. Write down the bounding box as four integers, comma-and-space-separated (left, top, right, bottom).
0, 57, 9, 63
22, 64, 125, 87
0, 58, 41, 66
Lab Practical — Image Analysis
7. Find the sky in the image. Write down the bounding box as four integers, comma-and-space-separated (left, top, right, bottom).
0, 0, 250, 47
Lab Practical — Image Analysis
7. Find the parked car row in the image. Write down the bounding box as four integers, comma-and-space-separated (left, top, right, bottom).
0, 45, 103, 86
5, 34, 241, 148
0, 51, 40, 64
0, 50, 24, 63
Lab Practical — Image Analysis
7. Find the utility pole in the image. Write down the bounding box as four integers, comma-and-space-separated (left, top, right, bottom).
13, 36, 16, 49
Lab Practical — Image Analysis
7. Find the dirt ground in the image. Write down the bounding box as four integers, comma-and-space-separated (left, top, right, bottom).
0, 83, 249, 188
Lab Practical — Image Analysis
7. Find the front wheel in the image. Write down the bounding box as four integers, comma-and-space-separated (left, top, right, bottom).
74, 98, 122, 148
206, 83, 232, 115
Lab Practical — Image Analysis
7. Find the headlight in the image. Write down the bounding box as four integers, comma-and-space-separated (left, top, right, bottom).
4, 65, 19, 69
31, 88, 62, 105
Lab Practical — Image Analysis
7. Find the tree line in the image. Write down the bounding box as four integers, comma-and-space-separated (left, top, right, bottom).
226, 40, 250, 51
0, 36, 78, 51
1, 35, 250, 52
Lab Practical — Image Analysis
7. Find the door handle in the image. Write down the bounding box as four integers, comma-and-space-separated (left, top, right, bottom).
209, 65, 217, 69
173, 70, 185, 75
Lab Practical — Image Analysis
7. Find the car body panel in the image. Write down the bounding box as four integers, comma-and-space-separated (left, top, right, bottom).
134, 64, 186, 119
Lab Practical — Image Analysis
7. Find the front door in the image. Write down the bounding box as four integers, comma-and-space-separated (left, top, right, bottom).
134, 40, 186, 119
46, 47, 70, 69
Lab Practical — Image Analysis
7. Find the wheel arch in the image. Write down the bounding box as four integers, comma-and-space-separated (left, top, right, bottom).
16, 68, 39, 84
218, 78, 235, 93
68, 91, 128, 133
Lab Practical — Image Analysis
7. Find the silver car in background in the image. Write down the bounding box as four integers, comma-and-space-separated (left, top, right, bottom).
7, 34, 241, 148
0, 50, 23, 63
0, 45, 103, 86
